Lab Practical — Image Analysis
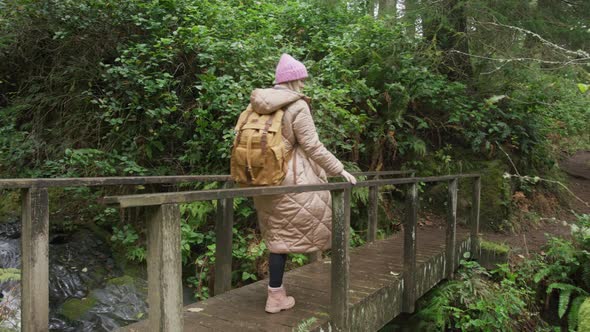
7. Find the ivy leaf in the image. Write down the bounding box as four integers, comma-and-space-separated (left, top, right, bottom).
485, 95, 507, 105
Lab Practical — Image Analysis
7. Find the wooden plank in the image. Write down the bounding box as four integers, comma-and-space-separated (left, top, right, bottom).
471, 177, 481, 259
445, 179, 458, 278
0, 171, 415, 189
349, 170, 414, 177
124, 226, 473, 332
198, 288, 302, 328
307, 251, 322, 263
402, 183, 418, 313
214, 182, 234, 296
331, 188, 351, 331
105, 175, 481, 208
291, 270, 377, 302
367, 185, 378, 242
105, 182, 352, 207
21, 187, 49, 332
184, 312, 261, 332
0, 175, 231, 189
147, 204, 183, 332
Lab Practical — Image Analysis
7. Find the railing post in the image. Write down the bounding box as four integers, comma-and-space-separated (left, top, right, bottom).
471, 177, 481, 259
214, 182, 234, 296
308, 251, 322, 263
402, 182, 418, 313
367, 185, 378, 242
147, 204, 183, 332
21, 187, 49, 332
331, 187, 351, 331
445, 178, 458, 278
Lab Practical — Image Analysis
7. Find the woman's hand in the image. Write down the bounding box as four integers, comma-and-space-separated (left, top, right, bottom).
340, 170, 357, 185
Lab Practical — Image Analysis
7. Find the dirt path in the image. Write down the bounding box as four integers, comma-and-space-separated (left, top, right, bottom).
482, 151, 590, 253
560, 150, 590, 215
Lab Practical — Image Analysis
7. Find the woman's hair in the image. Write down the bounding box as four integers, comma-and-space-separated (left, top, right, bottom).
277, 80, 304, 93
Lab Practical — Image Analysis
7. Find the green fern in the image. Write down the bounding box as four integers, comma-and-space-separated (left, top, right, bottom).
547, 283, 589, 319
0, 268, 20, 283
567, 295, 587, 331
294, 317, 317, 332
533, 265, 551, 283
579, 298, 590, 332
582, 260, 590, 290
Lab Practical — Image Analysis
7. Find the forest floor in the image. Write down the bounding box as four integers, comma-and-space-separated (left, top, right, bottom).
413, 151, 590, 255
482, 150, 590, 254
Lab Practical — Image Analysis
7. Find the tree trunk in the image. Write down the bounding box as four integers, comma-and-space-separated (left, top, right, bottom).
424, 0, 472, 80
405, 0, 418, 37
378, 0, 397, 18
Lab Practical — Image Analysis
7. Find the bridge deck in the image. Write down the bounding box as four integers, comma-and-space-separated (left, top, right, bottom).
124, 226, 470, 331
128, 228, 469, 331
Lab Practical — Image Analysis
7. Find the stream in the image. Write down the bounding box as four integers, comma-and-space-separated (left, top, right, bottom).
0, 218, 148, 331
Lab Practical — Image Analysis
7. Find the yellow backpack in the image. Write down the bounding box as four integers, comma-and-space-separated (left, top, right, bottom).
230, 105, 289, 186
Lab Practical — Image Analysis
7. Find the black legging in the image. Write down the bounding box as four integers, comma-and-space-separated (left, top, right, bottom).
268, 253, 287, 288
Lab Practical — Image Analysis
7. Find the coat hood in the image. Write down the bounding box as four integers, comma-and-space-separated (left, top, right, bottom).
250, 87, 304, 115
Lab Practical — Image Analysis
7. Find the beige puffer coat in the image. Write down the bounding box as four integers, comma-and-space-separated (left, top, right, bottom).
249, 87, 344, 254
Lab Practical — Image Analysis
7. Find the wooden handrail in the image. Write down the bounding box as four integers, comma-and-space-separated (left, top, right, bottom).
102, 174, 480, 208
101, 173, 481, 331
0, 170, 415, 189
0, 175, 231, 189
8, 170, 481, 332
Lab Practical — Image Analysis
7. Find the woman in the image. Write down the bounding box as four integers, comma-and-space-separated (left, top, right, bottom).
249, 54, 357, 313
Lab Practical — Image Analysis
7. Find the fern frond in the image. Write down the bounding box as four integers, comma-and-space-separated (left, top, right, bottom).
582, 261, 590, 290
558, 289, 572, 319
547, 283, 589, 319
568, 295, 587, 331
579, 298, 590, 332
534, 268, 550, 283
0, 268, 20, 283
547, 282, 587, 294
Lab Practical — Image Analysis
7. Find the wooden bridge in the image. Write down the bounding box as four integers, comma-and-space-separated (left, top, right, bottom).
0, 171, 481, 332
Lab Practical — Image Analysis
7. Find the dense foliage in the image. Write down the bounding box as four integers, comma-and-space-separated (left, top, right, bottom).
415, 214, 590, 331
0, 0, 589, 311
1, 0, 588, 179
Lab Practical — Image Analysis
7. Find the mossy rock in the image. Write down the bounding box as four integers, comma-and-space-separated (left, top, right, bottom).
84, 222, 113, 244
408, 153, 512, 230
468, 160, 512, 231
579, 298, 590, 332
0, 191, 20, 221
60, 296, 97, 321
106, 275, 148, 294
480, 240, 510, 254
107, 275, 135, 286
111, 248, 146, 279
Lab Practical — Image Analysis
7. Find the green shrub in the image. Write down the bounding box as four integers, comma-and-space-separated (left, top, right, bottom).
416, 260, 537, 331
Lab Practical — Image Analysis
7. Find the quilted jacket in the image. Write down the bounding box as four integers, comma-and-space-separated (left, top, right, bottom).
250, 86, 344, 253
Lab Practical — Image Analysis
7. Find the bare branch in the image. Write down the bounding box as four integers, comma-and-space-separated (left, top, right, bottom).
448, 49, 590, 66
478, 20, 590, 58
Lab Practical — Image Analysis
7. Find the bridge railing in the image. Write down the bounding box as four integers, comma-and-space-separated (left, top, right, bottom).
0, 170, 413, 332
102, 173, 481, 331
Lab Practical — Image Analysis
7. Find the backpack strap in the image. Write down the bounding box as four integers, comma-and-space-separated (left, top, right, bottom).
235, 110, 254, 144
260, 112, 276, 154
245, 133, 255, 184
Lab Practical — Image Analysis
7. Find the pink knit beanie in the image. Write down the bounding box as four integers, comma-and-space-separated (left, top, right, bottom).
274, 54, 308, 84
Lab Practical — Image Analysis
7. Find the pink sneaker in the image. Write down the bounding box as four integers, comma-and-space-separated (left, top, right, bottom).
265, 285, 295, 313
